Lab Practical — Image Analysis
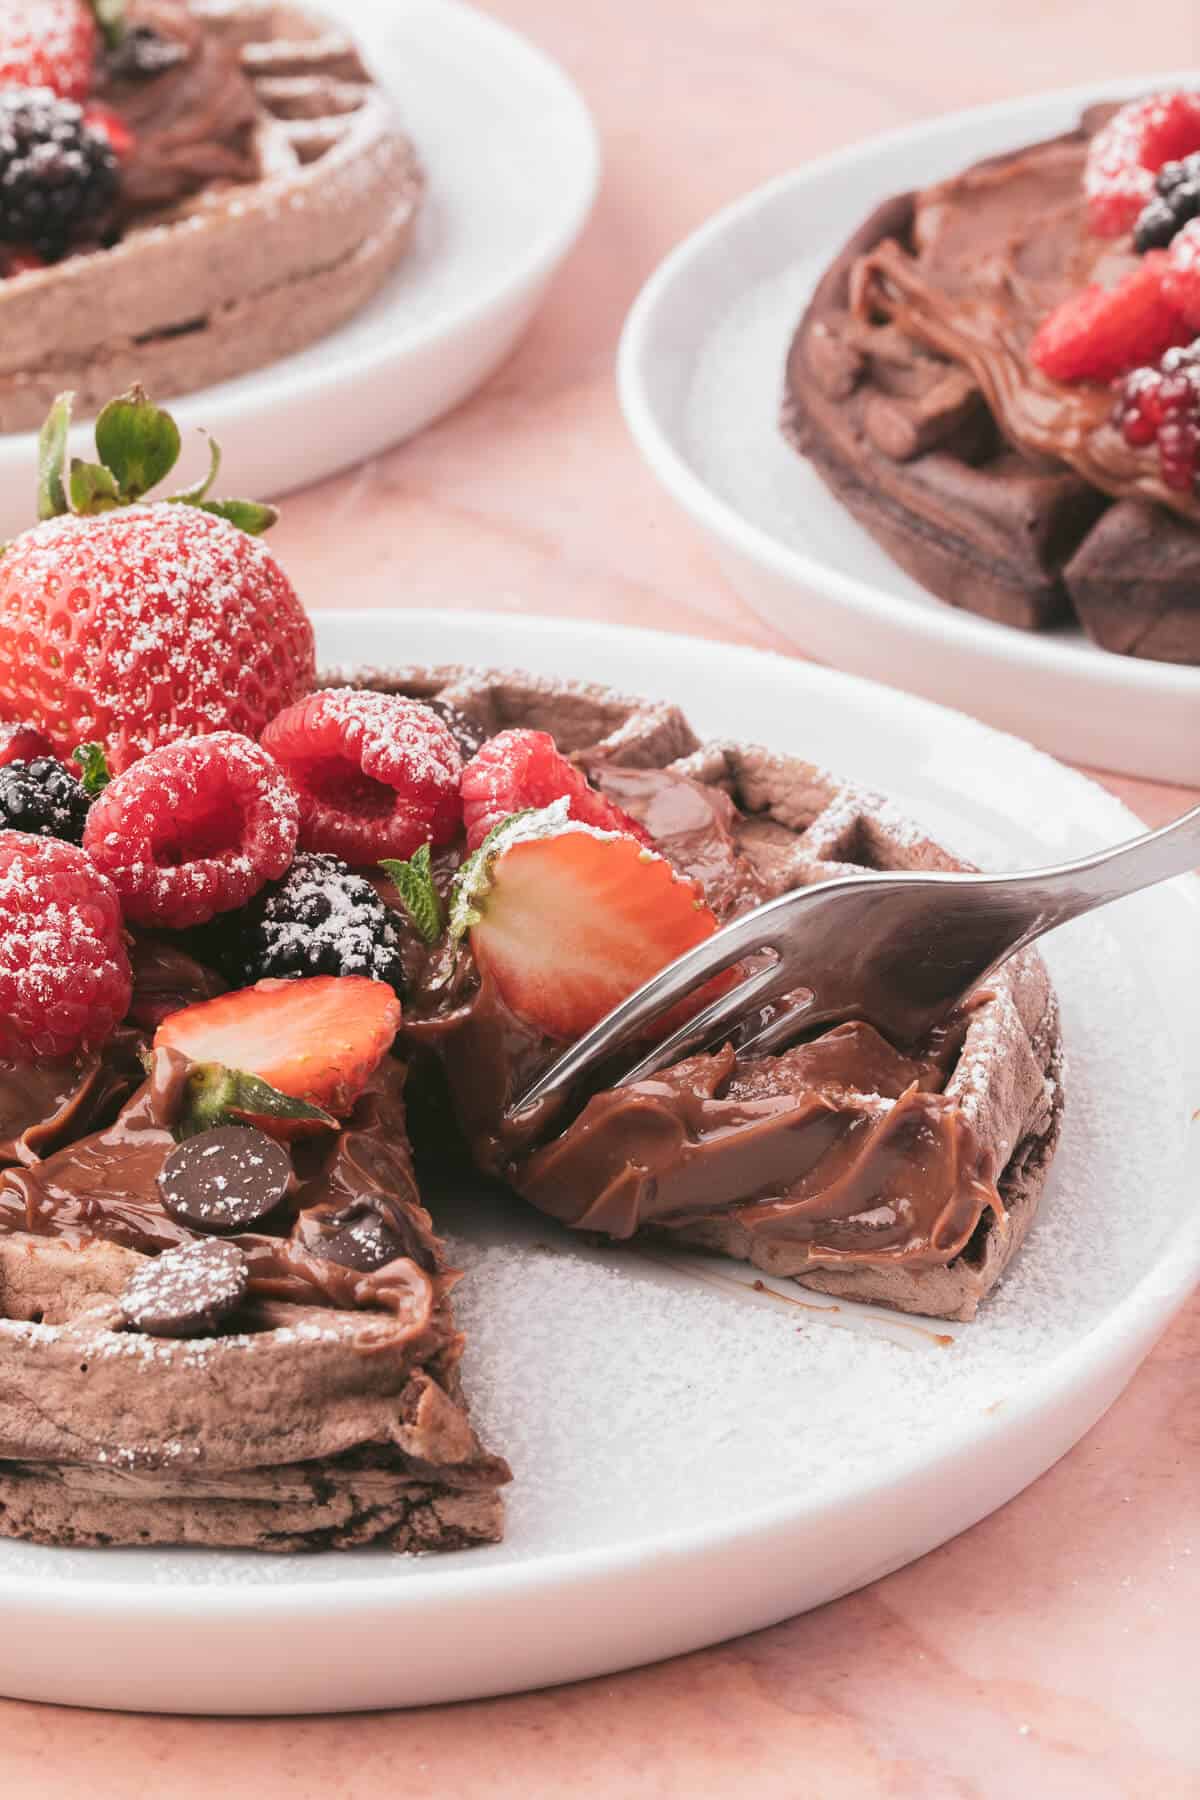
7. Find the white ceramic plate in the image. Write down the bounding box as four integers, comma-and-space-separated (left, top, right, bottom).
0, 0, 599, 539
618, 75, 1200, 786
1, 610, 1196, 1715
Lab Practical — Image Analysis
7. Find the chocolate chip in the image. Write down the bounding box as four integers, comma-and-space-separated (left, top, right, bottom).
157, 1126, 291, 1234
319, 1208, 408, 1273
120, 1241, 249, 1339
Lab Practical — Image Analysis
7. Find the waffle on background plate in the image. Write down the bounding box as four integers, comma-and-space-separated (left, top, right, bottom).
0, 666, 1063, 1551
0, 0, 422, 430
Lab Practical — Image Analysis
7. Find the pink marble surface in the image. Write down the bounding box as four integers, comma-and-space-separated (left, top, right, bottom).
3, 1, 1199, 1792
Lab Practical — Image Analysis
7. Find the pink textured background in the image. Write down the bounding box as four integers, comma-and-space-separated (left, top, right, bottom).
4, 2, 1198, 1793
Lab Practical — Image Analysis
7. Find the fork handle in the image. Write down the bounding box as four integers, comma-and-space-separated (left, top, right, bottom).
1007, 802, 1200, 937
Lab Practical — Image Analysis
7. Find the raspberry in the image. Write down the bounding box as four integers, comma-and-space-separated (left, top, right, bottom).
1029, 253, 1191, 383
83, 733, 300, 930
460, 729, 655, 853
1086, 93, 1200, 237
0, 721, 51, 767
261, 689, 463, 866
210, 852, 405, 993
0, 504, 315, 774
0, 832, 131, 1060
0, 755, 90, 842
1113, 342, 1200, 491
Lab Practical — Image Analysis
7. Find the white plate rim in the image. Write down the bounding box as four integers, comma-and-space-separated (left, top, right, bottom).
3, 608, 1195, 1627
616, 71, 1200, 708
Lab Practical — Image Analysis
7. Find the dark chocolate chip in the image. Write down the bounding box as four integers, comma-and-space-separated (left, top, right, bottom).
157, 1126, 291, 1234
319, 1208, 408, 1273
120, 1241, 249, 1339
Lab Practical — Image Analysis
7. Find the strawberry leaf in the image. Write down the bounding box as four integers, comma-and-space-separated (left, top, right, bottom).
199, 498, 279, 536
379, 843, 443, 945
168, 431, 222, 507
37, 393, 72, 521
72, 742, 111, 796
94, 386, 182, 501
446, 803, 562, 943
88, 0, 126, 48
178, 1062, 338, 1141
69, 458, 121, 515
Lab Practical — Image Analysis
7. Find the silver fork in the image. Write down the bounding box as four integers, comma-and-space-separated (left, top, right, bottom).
513, 802, 1200, 1116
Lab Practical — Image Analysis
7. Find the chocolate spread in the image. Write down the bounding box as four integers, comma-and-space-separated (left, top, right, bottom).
101, 0, 261, 220
849, 125, 1200, 520
0, 1048, 442, 1338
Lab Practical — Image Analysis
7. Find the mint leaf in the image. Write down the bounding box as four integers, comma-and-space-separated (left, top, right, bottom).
38, 393, 72, 521
446, 803, 565, 944
69, 459, 121, 515
94, 387, 182, 500
199, 497, 279, 536
169, 430, 222, 507
379, 843, 444, 945
72, 742, 112, 796
178, 1063, 338, 1141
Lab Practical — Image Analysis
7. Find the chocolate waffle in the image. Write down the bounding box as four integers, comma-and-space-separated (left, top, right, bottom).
0, 0, 422, 430
331, 665, 1064, 1324
782, 108, 1200, 663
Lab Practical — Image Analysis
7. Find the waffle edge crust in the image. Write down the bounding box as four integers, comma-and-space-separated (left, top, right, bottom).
0, 1, 423, 432
0, 665, 1064, 1552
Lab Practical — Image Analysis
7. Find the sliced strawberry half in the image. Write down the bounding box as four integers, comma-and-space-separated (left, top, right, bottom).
154, 976, 402, 1133
461, 729, 655, 853
454, 812, 726, 1042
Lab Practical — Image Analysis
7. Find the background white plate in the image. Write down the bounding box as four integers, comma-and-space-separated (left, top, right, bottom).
1, 610, 1196, 1716
0, 0, 599, 539
618, 75, 1200, 786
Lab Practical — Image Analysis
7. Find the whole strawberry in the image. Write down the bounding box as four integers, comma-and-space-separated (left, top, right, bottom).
0, 389, 315, 773
0, 0, 100, 103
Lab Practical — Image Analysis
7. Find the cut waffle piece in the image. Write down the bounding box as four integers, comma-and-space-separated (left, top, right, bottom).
328, 664, 1064, 1323
0, 1, 423, 430
0, 1064, 509, 1552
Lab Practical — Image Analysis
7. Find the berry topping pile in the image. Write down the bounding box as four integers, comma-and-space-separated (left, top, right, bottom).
0, 0, 99, 104
0, 831, 131, 1060
460, 728, 653, 853
0, 753, 92, 843
215, 851, 405, 993
1113, 343, 1200, 492
1085, 93, 1200, 238
0, 88, 117, 262
262, 689, 463, 866
155, 976, 403, 1134
83, 732, 299, 930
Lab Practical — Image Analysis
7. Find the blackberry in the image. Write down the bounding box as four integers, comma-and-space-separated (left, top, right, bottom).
221, 853, 406, 993
0, 88, 118, 261
1133, 152, 1200, 253
0, 756, 91, 843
